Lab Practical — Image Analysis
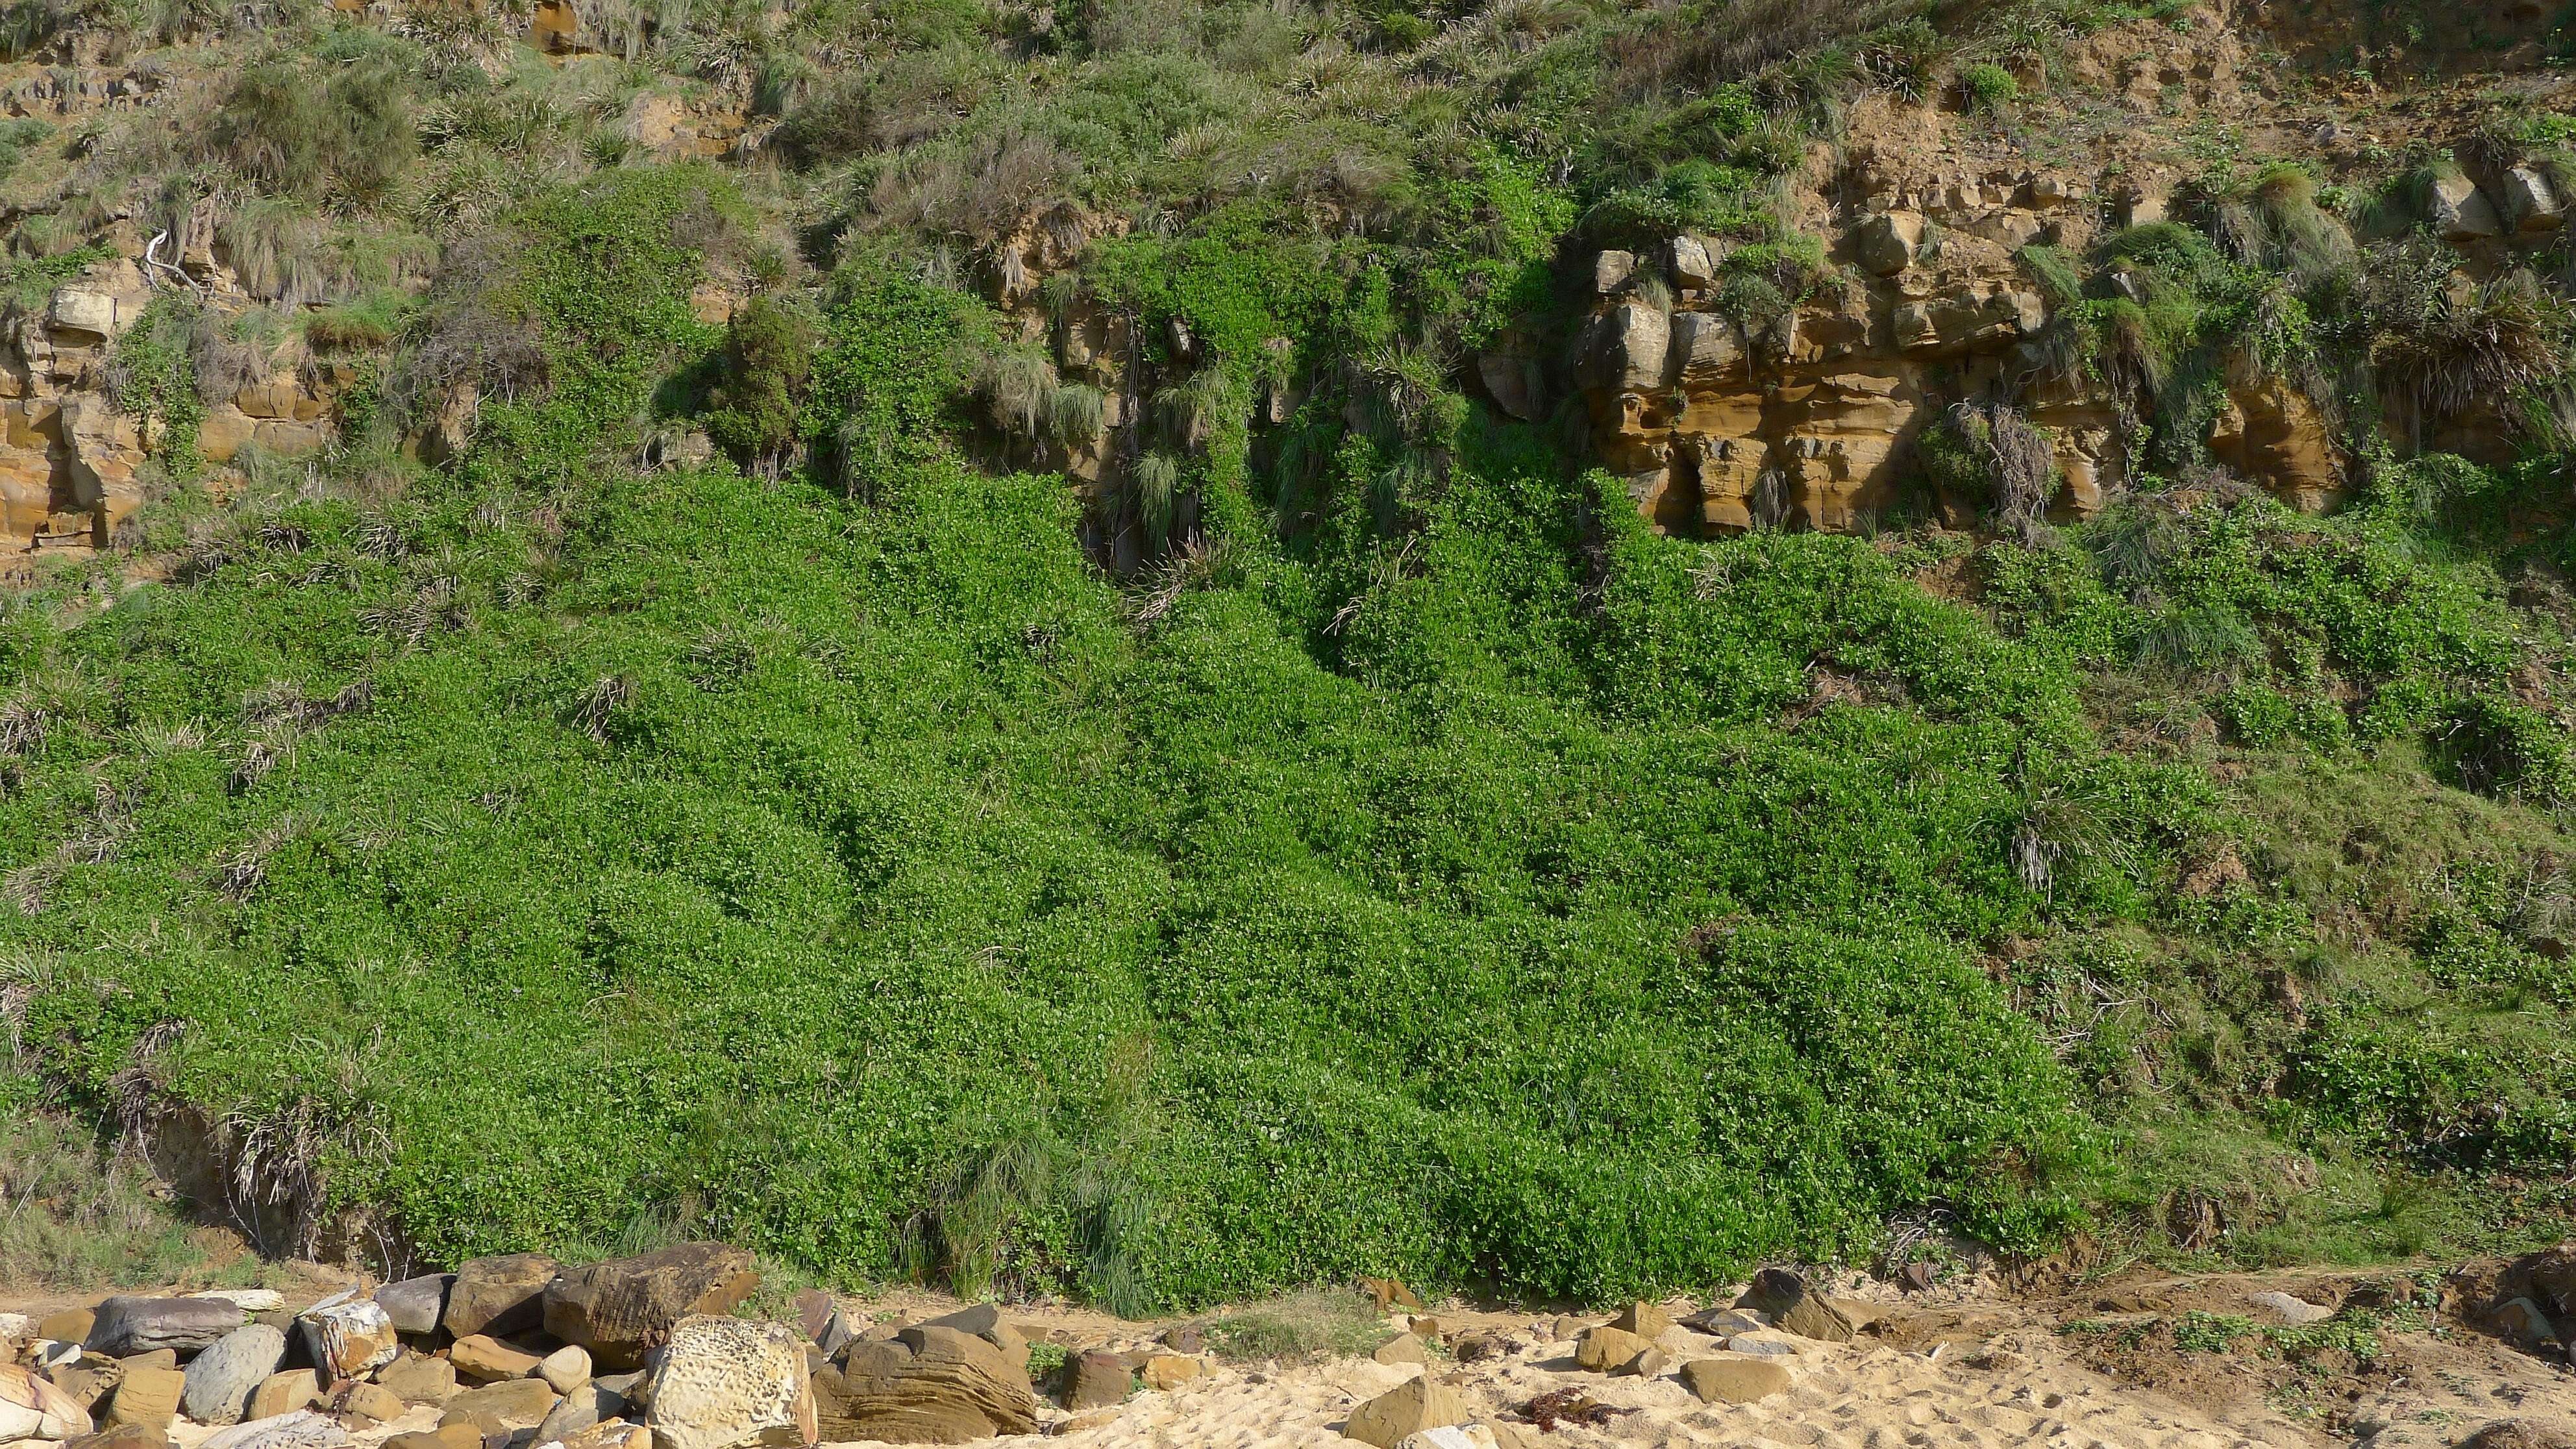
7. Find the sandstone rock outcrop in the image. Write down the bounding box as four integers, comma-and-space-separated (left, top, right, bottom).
544, 1244, 760, 1371
639, 1316, 815, 1449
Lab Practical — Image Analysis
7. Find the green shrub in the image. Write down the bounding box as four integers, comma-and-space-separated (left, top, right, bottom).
1959, 62, 2019, 110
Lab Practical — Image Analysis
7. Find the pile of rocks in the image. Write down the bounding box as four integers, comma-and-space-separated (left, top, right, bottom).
1339, 1267, 1872, 1448
0, 1243, 1217, 1449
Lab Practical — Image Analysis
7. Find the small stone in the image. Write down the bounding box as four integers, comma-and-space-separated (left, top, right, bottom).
2501, 166, 2566, 232
2428, 172, 2504, 242
373, 1277, 452, 1338
246, 1369, 320, 1421
449, 1335, 543, 1382
1157, 1326, 1204, 1355
374, 1352, 457, 1406
0, 1312, 32, 1341
85, 1300, 245, 1358
1680, 1356, 1792, 1404
1609, 1303, 1672, 1338
1614, 1347, 1666, 1378
182, 1325, 289, 1427
103, 1367, 182, 1431
1572, 1327, 1652, 1374
1724, 1331, 1801, 1357
337, 1383, 406, 1424
439, 1377, 559, 1430
1061, 1350, 1128, 1410
1683, 1309, 1766, 1335
1343, 1374, 1468, 1449
37, 1313, 95, 1346
2248, 1291, 2332, 1326
1592, 251, 1635, 294
538, 1345, 593, 1395
1548, 1316, 1584, 1343
1372, 1335, 1429, 1367
2491, 1296, 2559, 1348
532, 1381, 623, 1443
1137, 1356, 1200, 1392
1668, 236, 1714, 289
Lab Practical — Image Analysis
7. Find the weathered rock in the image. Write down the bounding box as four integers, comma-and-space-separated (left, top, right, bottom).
1136, 1356, 1200, 1392
558, 1420, 652, 1449
2248, 1291, 2331, 1326
1735, 1269, 1854, 1344
61, 1422, 169, 1449
2501, 1243, 2576, 1320
1682, 1308, 1767, 1335
640, 1316, 813, 1449
85, 1299, 245, 1359
2428, 172, 2504, 242
103, 1366, 183, 1431
190, 1292, 285, 1315
247, 1370, 319, 1421
443, 1254, 562, 1341
538, 1344, 595, 1395
1892, 284, 2044, 354
374, 1352, 458, 1406
197, 1409, 350, 1449
1592, 251, 1635, 294
1854, 212, 1924, 275
441, 1377, 560, 1429
373, 1276, 454, 1337
1589, 301, 1670, 392
337, 1383, 406, 1424
536, 1380, 628, 1443
116, 1353, 175, 1374
1370, 1335, 1428, 1367
1616, 1346, 1666, 1378
1679, 1356, 1791, 1404
380, 1424, 480, 1449
1158, 1326, 1204, 1356
38, 1312, 95, 1346
2492, 1296, 2560, 1348
1343, 1374, 1468, 1449
1476, 351, 1543, 421
0, 1310, 32, 1341
1724, 1330, 1802, 1357
1060, 1350, 1128, 1411
1572, 1327, 1653, 1374
182, 1325, 290, 1426
1609, 1304, 1672, 1338
300, 1300, 398, 1380
1, 1363, 95, 1441
2501, 167, 2565, 232
830, 1325, 1037, 1443
543, 1245, 759, 1372
450, 1335, 544, 1382
915, 1305, 1024, 1372
47, 1360, 121, 1411
47, 286, 125, 340
1668, 236, 1715, 289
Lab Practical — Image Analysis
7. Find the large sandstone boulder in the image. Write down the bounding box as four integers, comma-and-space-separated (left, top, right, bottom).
545, 1245, 760, 1371
1, 1363, 95, 1441
2501, 167, 2565, 233
374, 1352, 457, 1406
440, 1377, 558, 1429
1572, 1326, 1652, 1373
180, 1324, 289, 1426
103, 1367, 183, 1431
443, 1254, 562, 1340
823, 1324, 1035, 1444
1588, 302, 1670, 392
1853, 212, 1924, 275
641, 1316, 815, 1449
85, 1298, 244, 1357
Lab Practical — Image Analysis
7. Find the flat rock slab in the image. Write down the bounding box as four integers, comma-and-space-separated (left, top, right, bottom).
86, 1299, 245, 1358
1681, 1356, 1792, 1404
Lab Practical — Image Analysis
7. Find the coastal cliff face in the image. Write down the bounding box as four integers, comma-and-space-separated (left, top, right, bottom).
0, 0, 2566, 571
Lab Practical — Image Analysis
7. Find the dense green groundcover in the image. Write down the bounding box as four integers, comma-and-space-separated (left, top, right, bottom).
4, 162, 2574, 1308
